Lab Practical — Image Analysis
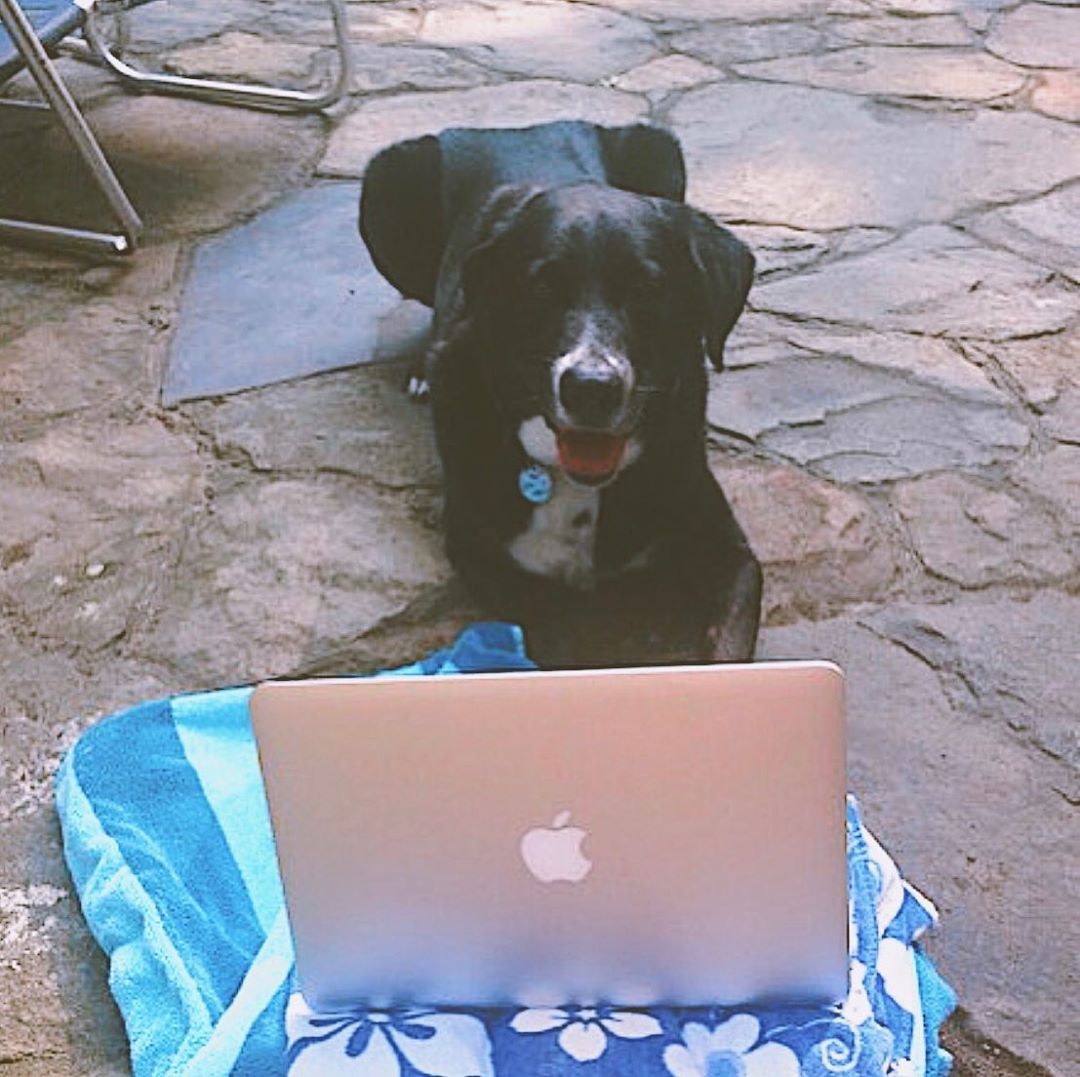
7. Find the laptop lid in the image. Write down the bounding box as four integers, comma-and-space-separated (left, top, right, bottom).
251, 660, 847, 1010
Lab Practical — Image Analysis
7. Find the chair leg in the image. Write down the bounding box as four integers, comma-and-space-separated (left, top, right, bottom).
0, 0, 142, 254
81, 0, 354, 114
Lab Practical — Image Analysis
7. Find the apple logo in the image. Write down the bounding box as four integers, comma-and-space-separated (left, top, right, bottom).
520, 810, 592, 883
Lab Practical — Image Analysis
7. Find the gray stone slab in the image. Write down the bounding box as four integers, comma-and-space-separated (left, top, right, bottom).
892, 471, 1077, 587
670, 82, 1080, 230
163, 183, 429, 405
672, 20, 830, 65
415, 0, 659, 83
0, 418, 205, 653
121, 0, 262, 52
980, 326, 1079, 411
985, 1, 1080, 69
826, 13, 974, 46
607, 53, 722, 95
778, 325, 1006, 400
1012, 443, 1080, 531
965, 183, 1080, 285
2, 297, 163, 434
761, 608, 1080, 1075
762, 393, 1030, 483
1031, 69, 1080, 121
347, 43, 494, 94
594, 0, 829, 18
320, 80, 647, 179
753, 225, 1077, 339
141, 471, 453, 686
708, 353, 904, 439
1040, 384, 1080, 445
864, 593, 1080, 790
709, 450, 902, 623
185, 364, 441, 490
162, 31, 321, 86
734, 45, 1026, 101
707, 354, 1029, 482
731, 223, 833, 276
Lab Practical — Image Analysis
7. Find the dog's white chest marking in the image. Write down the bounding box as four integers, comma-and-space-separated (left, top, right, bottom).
510, 416, 599, 588
517, 416, 560, 468
508, 474, 600, 589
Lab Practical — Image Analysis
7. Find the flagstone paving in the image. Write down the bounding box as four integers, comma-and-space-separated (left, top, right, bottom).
1, 1, 1077, 1074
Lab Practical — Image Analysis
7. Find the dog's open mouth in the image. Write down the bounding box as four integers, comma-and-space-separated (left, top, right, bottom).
555, 428, 628, 486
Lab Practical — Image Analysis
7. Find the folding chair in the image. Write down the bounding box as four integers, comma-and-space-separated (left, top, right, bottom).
0, 0, 352, 255
0, 0, 142, 254
72, 0, 352, 114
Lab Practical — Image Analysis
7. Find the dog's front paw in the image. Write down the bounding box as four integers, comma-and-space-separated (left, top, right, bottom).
405, 374, 431, 402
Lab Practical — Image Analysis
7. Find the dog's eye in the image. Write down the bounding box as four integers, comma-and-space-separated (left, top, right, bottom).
617, 261, 665, 307
626, 275, 663, 307
529, 265, 563, 305
532, 277, 555, 303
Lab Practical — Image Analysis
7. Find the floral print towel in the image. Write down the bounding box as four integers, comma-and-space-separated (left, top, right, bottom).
285, 798, 955, 1077
56, 623, 954, 1077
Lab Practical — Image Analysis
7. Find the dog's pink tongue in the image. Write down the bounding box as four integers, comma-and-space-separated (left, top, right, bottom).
556, 429, 627, 482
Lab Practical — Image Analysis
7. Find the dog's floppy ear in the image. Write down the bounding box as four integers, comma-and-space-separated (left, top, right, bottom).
359, 135, 443, 307
598, 124, 686, 203
461, 184, 542, 311
682, 208, 755, 373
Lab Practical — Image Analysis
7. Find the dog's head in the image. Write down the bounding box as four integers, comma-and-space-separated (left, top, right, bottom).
461, 183, 755, 486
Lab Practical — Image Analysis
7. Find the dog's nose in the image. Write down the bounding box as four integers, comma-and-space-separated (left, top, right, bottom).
559, 363, 626, 427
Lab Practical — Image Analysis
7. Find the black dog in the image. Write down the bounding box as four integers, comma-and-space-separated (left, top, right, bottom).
360, 121, 761, 666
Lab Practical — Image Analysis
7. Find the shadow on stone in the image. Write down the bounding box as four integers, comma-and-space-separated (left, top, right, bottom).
0, 96, 323, 244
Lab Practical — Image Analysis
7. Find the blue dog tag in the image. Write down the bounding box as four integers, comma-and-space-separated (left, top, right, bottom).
518, 465, 553, 505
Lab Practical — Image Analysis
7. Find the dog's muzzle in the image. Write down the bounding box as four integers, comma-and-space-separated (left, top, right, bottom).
552, 358, 634, 485
558, 363, 626, 426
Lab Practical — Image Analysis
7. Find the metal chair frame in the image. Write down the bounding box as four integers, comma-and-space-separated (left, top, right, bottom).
0, 0, 352, 256
0, 0, 142, 255
74, 0, 353, 114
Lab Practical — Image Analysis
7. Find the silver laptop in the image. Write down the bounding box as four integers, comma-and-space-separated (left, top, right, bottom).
251, 660, 847, 1011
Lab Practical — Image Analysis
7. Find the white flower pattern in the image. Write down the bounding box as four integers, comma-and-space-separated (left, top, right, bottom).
840, 959, 873, 1027
510, 1005, 663, 1061
663, 1015, 800, 1077
286, 997, 493, 1077
280, 800, 949, 1075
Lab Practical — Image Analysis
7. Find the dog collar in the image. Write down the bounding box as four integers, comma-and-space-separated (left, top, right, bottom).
518, 464, 553, 505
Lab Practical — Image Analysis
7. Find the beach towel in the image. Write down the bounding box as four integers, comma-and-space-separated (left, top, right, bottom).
56, 622, 955, 1076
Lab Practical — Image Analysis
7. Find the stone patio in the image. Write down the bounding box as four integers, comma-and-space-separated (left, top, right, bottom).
1, 1, 1077, 1074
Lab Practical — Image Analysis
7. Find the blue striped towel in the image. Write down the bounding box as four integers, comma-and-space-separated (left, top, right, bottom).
56, 623, 955, 1076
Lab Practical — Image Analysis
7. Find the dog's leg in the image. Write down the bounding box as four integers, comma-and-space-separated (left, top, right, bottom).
703, 553, 762, 662
445, 513, 554, 619
404, 339, 442, 402
407, 371, 431, 401
656, 472, 763, 663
